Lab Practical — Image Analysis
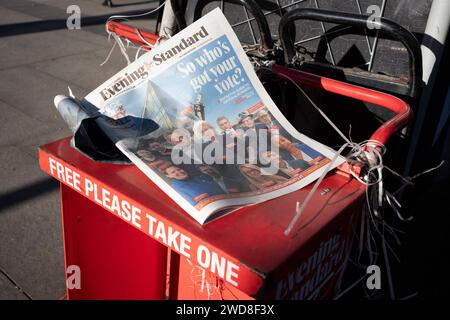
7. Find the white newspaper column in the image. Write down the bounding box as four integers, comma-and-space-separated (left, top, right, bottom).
159, 0, 178, 38
404, 0, 450, 176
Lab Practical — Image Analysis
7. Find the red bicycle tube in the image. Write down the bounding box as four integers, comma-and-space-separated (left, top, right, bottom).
107, 21, 160, 48
272, 64, 413, 146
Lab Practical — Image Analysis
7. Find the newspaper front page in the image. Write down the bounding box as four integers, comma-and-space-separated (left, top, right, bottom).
75, 8, 341, 224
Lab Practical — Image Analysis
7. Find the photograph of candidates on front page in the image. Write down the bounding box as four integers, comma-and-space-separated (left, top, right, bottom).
82, 8, 342, 224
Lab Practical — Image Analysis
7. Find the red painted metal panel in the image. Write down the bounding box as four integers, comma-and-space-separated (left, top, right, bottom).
60, 185, 168, 299
266, 204, 359, 300
175, 255, 253, 300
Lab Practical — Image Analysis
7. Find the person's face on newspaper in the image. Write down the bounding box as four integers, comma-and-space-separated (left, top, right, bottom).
164, 132, 176, 145
218, 118, 232, 131
272, 135, 291, 149
137, 149, 155, 162
165, 166, 188, 180
259, 113, 272, 126
241, 166, 261, 178
171, 130, 190, 147
201, 123, 216, 142
241, 116, 255, 129
149, 141, 166, 153
261, 151, 282, 167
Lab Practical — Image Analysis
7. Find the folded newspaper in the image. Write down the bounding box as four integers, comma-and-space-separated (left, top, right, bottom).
54, 9, 341, 224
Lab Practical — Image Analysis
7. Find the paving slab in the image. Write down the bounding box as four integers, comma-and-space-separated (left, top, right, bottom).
20, 127, 72, 161
0, 0, 161, 38
0, 29, 104, 70
4, 0, 159, 20
33, 47, 131, 92
0, 66, 88, 125
0, 100, 53, 149
0, 146, 65, 300
0, 273, 29, 300
0, 6, 40, 25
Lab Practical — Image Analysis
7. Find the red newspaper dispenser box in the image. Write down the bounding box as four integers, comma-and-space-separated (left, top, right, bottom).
39, 68, 411, 300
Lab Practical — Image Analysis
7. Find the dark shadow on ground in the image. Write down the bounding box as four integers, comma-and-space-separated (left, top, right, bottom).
103, 0, 158, 8
0, 177, 59, 213
0, 9, 158, 38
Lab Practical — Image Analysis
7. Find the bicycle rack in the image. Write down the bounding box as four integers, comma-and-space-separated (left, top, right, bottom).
184, 0, 274, 50
106, 37, 411, 150
278, 8, 423, 99
106, 4, 413, 147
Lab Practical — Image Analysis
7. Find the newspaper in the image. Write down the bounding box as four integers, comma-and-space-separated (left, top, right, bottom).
55, 9, 342, 224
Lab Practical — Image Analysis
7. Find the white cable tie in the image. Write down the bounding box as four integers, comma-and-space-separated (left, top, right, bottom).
284, 143, 349, 236
67, 86, 75, 98
101, 1, 166, 65
100, 40, 117, 67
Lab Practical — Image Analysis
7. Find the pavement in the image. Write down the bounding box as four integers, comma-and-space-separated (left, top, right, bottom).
0, 0, 160, 300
